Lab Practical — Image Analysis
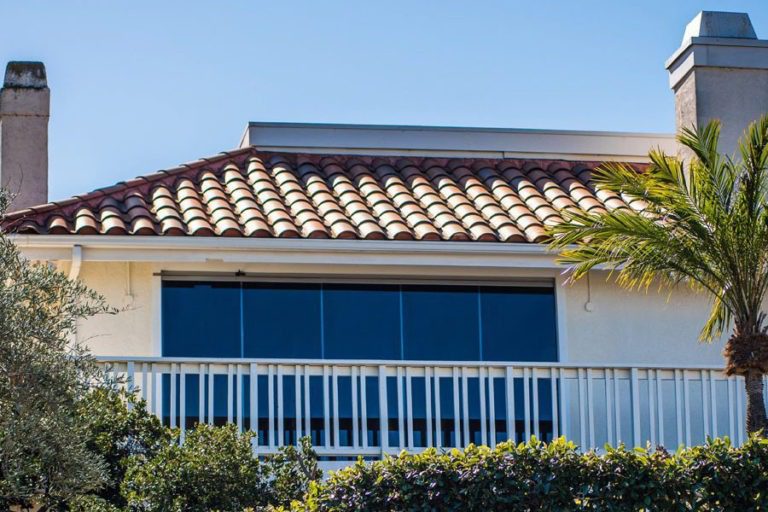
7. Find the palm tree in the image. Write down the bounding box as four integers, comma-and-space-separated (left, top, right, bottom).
548, 116, 768, 435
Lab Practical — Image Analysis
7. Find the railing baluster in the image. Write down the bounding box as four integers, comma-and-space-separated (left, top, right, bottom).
683, 370, 691, 446
397, 366, 405, 451
170, 363, 178, 429
405, 367, 414, 450
550, 368, 558, 440
207, 364, 214, 426
425, 367, 433, 448
434, 370, 442, 449
268, 365, 276, 448
675, 369, 683, 447
524, 367, 532, 442
179, 365, 186, 441
728, 376, 736, 441
479, 367, 488, 446
631, 368, 641, 448
277, 365, 285, 446
331, 366, 339, 449
250, 363, 258, 436
323, 365, 330, 451
127, 361, 135, 396
586, 368, 594, 448
736, 376, 744, 445
558, 368, 567, 441
709, 370, 717, 438
351, 366, 358, 448
378, 366, 388, 454
296, 366, 303, 441
141, 362, 149, 406
506, 367, 515, 443
360, 367, 368, 450
532, 368, 540, 441
656, 369, 664, 447
153, 364, 162, 423
453, 367, 460, 447
577, 368, 585, 448
489, 369, 497, 447
701, 370, 709, 440
303, 365, 311, 444
236, 365, 243, 433
199, 364, 206, 425
606, 368, 614, 446
613, 370, 621, 445
648, 370, 656, 446
461, 368, 470, 447
227, 364, 234, 425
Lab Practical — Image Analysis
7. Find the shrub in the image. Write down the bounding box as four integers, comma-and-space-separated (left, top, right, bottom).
300, 436, 768, 511
78, 385, 171, 507
121, 424, 320, 511
121, 424, 266, 511
264, 437, 322, 509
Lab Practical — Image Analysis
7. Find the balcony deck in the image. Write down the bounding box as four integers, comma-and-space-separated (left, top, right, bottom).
96, 357, 768, 457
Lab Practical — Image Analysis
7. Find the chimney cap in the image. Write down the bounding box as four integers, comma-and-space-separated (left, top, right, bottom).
3, 62, 47, 89
682, 11, 757, 42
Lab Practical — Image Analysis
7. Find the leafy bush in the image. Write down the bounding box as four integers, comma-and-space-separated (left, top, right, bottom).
121, 424, 320, 511
300, 436, 768, 511
78, 385, 171, 507
266, 437, 323, 509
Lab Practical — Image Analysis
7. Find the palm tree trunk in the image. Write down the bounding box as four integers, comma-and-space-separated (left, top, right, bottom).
745, 370, 768, 435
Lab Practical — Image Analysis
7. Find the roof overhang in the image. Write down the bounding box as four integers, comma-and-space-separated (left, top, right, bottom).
241, 122, 678, 163
11, 235, 564, 270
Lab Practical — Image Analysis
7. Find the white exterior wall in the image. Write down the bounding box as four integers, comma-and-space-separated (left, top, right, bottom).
564, 274, 724, 365
71, 261, 155, 357
67, 259, 726, 367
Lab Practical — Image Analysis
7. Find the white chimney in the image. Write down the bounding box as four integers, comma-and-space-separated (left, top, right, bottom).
666, 12, 768, 154
0, 61, 49, 210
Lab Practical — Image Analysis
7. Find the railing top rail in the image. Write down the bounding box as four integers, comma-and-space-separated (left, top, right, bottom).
93, 355, 726, 372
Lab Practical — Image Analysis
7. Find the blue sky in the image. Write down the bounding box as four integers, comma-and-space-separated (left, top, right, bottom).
3, 1, 768, 200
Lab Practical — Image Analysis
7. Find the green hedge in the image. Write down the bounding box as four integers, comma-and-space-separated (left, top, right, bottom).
299, 437, 768, 511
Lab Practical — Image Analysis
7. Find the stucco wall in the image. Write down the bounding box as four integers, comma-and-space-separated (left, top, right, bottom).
73, 261, 155, 357
71, 261, 726, 366
563, 272, 724, 366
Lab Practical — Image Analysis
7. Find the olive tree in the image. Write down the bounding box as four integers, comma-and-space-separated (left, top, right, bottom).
0, 191, 115, 510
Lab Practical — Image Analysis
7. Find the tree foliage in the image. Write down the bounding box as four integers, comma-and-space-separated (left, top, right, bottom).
548, 117, 768, 433
0, 190, 116, 510
78, 385, 171, 507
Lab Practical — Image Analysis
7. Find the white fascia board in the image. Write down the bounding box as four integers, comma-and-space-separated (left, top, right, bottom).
11, 235, 563, 270
242, 123, 677, 162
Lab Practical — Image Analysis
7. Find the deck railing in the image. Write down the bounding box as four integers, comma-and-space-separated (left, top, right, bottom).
95, 357, 767, 457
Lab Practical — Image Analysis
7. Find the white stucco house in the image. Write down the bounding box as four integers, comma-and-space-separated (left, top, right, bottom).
2, 11, 768, 463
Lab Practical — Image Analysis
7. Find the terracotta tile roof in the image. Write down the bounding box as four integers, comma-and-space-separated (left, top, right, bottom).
2, 147, 644, 243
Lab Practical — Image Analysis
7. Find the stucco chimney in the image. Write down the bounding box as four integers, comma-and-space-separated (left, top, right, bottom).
0, 61, 49, 210
666, 12, 768, 154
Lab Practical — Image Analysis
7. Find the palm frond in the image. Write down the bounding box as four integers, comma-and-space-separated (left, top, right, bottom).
548, 116, 768, 341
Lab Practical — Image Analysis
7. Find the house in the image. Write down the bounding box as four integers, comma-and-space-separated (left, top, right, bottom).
2, 11, 768, 464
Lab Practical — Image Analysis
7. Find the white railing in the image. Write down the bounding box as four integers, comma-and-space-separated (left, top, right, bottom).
96, 357, 768, 457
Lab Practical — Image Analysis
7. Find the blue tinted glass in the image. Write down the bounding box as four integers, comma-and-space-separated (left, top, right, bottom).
402, 285, 479, 361
480, 286, 558, 362
242, 283, 321, 358
323, 284, 400, 360
162, 281, 241, 357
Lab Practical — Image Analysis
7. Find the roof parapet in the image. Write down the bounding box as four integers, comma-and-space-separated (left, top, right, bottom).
240, 122, 677, 163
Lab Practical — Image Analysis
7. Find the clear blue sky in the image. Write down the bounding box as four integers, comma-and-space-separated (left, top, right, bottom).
3, 1, 768, 201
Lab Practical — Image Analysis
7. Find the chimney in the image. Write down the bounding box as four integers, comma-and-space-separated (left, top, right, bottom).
0, 62, 49, 210
666, 12, 768, 154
